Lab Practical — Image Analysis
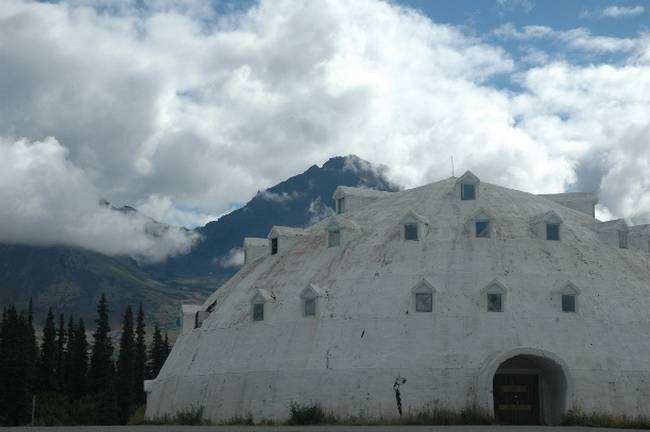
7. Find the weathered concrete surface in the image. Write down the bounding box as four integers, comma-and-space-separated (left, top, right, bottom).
146, 176, 650, 425
4, 426, 650, 432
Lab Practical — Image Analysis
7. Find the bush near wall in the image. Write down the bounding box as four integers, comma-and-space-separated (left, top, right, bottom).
563, 408, 650, 429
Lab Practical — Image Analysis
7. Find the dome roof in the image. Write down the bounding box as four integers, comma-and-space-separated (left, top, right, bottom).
146, 173, 650, 424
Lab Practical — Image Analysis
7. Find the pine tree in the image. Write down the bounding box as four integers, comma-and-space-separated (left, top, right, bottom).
63, 316, 75, 398
37, 308, 57, 393
133, 304, 147, 405
116, 305, 135, 424
26, 300, 38, 398
148, 323, 165, 378
0, 306, 34, 425
89, 294, 117, 424
68, 319, 88, 401
90, 294, 113, 394
55, 313, 66, 392
164, 332, 171, 358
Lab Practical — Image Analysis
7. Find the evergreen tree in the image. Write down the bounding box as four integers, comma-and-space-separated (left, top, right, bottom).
164, 332, 171, 357
37, 308, 57, 393
90, 294, 113, 394
89, 294, 117, 424
26, 300, 38, 397
55, 313, 66, 392
133, 304, 147, 405
116, 305, 135, 424
63, 316, 75, 398
68, 319, 88, 401
148, 323, 165, 378
0, 306, 34, 425
97, 375, 118, 425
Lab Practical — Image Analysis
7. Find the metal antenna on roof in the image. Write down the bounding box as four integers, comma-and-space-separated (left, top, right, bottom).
451, 156, 455, 177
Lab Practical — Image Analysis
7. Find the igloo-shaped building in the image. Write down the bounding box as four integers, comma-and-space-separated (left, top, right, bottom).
145, 173, 650, 425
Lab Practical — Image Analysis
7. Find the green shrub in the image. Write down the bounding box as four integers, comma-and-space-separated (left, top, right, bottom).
33, 393, 97, 426
563, 408, 650, 429
141, 405, 213, 425
288, 401, 330, 425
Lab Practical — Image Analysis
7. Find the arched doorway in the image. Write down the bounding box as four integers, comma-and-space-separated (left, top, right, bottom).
478, 348, 571, 425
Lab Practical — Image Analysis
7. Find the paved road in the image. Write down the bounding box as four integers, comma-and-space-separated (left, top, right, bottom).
2, 427, 647, 431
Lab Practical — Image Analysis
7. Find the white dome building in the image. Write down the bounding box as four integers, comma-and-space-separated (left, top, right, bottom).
145, 172, 650, 425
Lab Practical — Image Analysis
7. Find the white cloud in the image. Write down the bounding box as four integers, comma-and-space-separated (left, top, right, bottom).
581, 5, 646, 19
496, 0, 534, 13
257, 190, 301, 203
0, 0, 650, 258
307, 197, 335, 225
0, 136, 199, 262
217, 247, 245, 268
492, 23, 637, 53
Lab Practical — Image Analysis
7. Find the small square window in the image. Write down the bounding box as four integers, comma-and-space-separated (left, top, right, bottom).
253, 303, 264, 321
562, 295, 576, 313
304, 298, 316, 316
487, 293, 502, 312
271, 238, 278, 255
618, 231, 628, 249
415, 293, 432, 312
337, 198, 345, 214
476, 221, 490, 238
404, 223, 418, 241
461, 184, 476, 200
546, 223, 560, 241
328, 230, 340, 247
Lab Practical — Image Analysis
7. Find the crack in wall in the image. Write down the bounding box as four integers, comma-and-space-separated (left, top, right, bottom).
393, 376, 407, 416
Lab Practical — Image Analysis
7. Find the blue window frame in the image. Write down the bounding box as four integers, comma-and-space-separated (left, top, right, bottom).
487, 293, 502, 312
253, 303, 264, 321
404, 223, 418, 241
562, 294, 576, 313
461, 184, 476, 200
476, 221, 490, 238
546, 223, 560, 241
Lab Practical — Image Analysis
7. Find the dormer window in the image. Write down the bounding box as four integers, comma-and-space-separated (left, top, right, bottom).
251, 289, 272, 322
399, 209, 428, 242
546, 223, 560, 241
337, 197, 345, 214
476, 220, 490, 238
618, 230, 628, 249
271, 237, 278, 255
487, 293, 502, 312
531, 211, 563, 242
404, 223, 418, 241
559, 283, 579, 313
300, 284, 325, 318
456, 171, 480, 201
484, 281, 506, 312
252, 303, 264, 321
411, 279, 436, 313
562, 294, 576, 313
304, 298, 316, 316
461, 184, 476, 200
328, 230, 341, 247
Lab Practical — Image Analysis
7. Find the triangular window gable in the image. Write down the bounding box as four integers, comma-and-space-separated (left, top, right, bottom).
251, 288, 272, 304
399, 210, 428, 241
456, 171, 480, 201
482, 279, 507, 312
466, 208, 492, 238
412, 278, 436, 312
300, 283, 326, 299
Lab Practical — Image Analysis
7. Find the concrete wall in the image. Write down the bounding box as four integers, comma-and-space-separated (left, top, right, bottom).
147, 179, 650, 424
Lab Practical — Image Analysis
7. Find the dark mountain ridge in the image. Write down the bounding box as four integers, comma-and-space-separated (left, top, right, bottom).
0, 155, 397, 327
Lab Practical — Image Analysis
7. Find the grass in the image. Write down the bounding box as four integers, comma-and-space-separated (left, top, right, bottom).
562, 408, 650, 429
131, 405, 214, 425
287, 401, 494, 426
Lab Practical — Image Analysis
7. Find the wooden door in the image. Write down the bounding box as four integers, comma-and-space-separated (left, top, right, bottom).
493, 374, 540, 424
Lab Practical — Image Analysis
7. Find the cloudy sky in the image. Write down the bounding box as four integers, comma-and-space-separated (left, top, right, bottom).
1, 0, 649, 261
